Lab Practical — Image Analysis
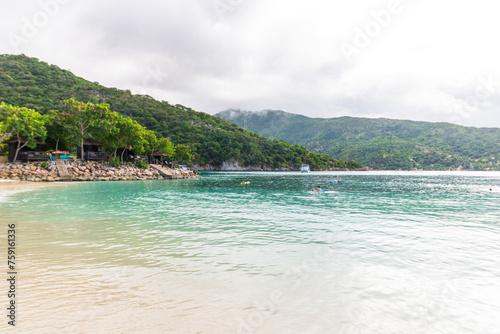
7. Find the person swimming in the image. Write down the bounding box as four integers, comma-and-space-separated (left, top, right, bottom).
312, 185, 323, 192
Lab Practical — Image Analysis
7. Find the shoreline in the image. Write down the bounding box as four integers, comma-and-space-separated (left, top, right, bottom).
0, 161, 200, 182
198, 169, 500, 173
0, 179, 71, 199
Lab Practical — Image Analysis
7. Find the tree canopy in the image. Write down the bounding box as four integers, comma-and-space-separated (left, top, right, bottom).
0, 100, 175, 163
0, 103, 46, 162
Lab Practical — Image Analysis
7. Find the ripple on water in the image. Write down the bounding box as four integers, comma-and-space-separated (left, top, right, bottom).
1, 172, 499, 333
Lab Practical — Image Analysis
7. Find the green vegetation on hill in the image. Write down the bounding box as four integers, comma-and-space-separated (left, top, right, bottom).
216, 109, 500, 170
0, 54, 361, 170
1, 100, 176, 164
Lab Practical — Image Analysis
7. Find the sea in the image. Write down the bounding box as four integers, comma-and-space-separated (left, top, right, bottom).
0, 171, 499, 334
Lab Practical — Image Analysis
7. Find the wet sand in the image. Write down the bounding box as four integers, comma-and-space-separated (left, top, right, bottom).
0, 180, 70, 197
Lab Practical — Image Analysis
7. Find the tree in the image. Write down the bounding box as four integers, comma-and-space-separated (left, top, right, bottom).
63, 99, 110, 159
157, 137, 175, 158
346, 160, 363, 169
96, 111, 123, 158
118, 119, 147, 162
173, 144, 194, 164
0, 102, 15, 145
44, 110, 68, 151
143, 130, 175, 160
143, 130, 158, 157
0, 103, 46, 162
95, 111, 148, 162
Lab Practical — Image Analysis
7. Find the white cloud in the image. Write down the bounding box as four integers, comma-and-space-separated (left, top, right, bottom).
1, 0, 499, 127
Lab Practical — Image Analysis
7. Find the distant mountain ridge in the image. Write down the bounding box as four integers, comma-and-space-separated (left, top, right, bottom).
216, 109, 500, 170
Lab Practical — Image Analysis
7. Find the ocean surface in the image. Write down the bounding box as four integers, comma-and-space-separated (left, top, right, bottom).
1, 171, 499, 334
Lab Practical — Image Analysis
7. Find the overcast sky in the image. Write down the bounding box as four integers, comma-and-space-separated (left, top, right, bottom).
2, 0, 500, 127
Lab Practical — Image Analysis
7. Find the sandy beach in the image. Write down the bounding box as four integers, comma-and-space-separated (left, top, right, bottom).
0, 179, 69, 197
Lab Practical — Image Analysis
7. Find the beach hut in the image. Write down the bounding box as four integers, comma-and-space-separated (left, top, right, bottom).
77, 138, 108, 160
149, 151, 170, 165
116, 147, 147, 163
7, 138, 47, 162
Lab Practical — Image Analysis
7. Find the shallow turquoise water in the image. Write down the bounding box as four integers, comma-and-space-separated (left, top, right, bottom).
1, 171, 500, 333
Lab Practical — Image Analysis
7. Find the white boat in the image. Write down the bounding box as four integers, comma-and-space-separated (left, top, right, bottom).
300, 164, 310, 173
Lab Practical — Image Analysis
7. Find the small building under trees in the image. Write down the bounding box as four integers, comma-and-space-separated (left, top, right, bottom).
150, 151, 170, 165
117, 147, 147, 163
7, 139, 47, 162
77, 138, 108, 160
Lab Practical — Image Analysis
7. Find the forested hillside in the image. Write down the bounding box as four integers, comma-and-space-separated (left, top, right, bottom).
216, 109, 500, 170
0, 54, 362, 170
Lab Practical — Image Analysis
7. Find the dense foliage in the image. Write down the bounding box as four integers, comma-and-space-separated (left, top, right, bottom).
0, 54, 361, 170
0, 102, 47, 161
217, 110, 500, 170
0, 101, 174, 163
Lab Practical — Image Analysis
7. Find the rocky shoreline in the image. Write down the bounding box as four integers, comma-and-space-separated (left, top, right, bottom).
0, 161, 199, 182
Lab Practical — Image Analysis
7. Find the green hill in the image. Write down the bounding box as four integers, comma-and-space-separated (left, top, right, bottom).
216, 109, 500, 170
0, 54, 360, 170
